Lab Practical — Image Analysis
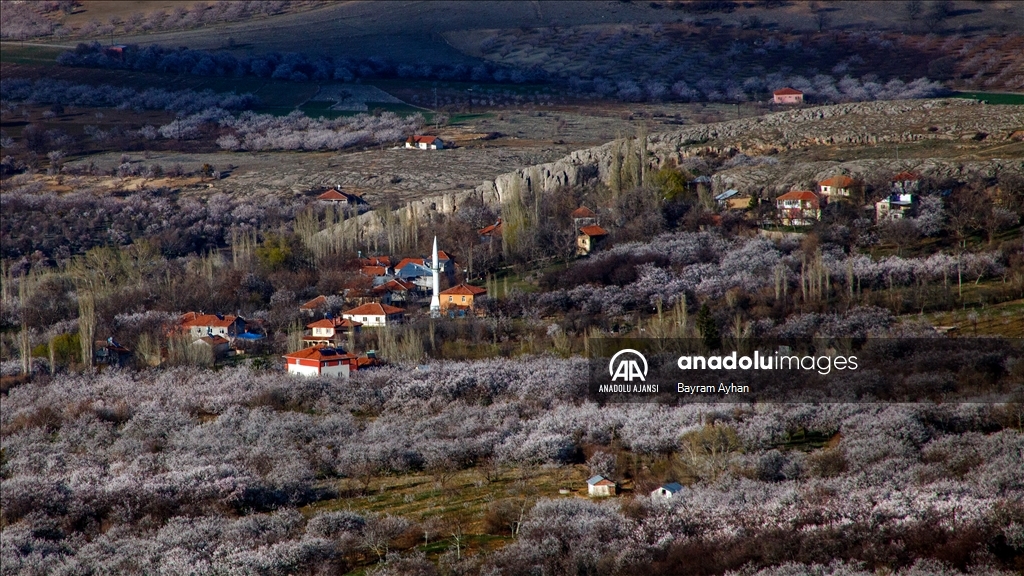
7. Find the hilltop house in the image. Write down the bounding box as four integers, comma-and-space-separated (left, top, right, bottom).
570, 206, 599, 229
587, 475, 616, 497
342, 302, 404, 327
773, 87, 804, 104
180, 313, 246, 341
776, 191, 821, 226
406, 135, 445, 150
479, 219, 503, 243
284, 346, 356, 378
818, 175, 860, 200
876, 193, 918, 220
317, 187, 367, 206
651, 483, 684, 499
577, 225, 609, 256
440, 283, 487, 315
891, 172, 922, 194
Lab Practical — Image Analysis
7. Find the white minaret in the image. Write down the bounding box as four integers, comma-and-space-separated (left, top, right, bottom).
429, 236, 441, 317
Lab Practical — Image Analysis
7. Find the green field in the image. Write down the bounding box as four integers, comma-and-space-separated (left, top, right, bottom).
950, 91, 1024, 105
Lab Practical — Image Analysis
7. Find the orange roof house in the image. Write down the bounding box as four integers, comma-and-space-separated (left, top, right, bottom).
773, 87, 804, 105
284, 345, 357, 378
439, 283, 487, 314
818, 175, 860, 199
570, 206, 598, 219
479, 219, 503, 240
361, 265, 389, 277
406, 135, 445, 150
576, 225, 609, 256
776, 191, 821, 226
341, 302, 404, 327
891, 172, 922, 193
180, 313, 246, 340
304, 317, 361, 346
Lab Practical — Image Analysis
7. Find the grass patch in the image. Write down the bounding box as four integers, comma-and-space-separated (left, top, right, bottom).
950, 91, 1024, 105
922, 298, 1024, 338
0, 43, 65, 66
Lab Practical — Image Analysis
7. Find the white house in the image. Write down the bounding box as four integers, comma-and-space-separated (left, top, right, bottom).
283, 346, 354, 378
876, 193, 918, 220
587, 475, 616, 497
180, 313, 246, 340
341, 302, 404, 327
651, 482, 684, 499
405, 135, 445, 150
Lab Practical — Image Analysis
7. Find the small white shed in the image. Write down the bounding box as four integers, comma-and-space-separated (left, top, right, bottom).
587, 475, 616, 497
651, 482, 684, 499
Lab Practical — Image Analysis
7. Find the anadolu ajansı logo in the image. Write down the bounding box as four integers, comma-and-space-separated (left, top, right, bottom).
609, 349, 648, 382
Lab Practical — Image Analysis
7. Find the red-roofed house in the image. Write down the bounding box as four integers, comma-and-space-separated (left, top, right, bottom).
479, 219, 502, 242
194, 335, 231, 358
440, 283, 487, 313
773, 87, 804, 104
304, 317, 361, 347
577, 225, 609, 255
361, 265, 389, 278
570, 206, 599, 229
818, 175, 860, 199
342, 302, 405, 327
406, 135, 445, 150
776, 191, 821, 226
180, 313, 246, 340
299, 295, 329, 316
891, 172, 921, 193
317, 187, 367, 205
372, 278, 417, 305
284, 345, 357, 378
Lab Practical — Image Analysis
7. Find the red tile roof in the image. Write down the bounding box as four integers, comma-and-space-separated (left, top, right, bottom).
773, 87, 803, 95
343, 302, 404, 316
892, 171, 920, 181
395, 257, 426, 271
181, 313, 240, 329
197, 335, 229, 346
440, 283, 487, 296
570, 206, 597, 219
373, 278, 416, 293
479, 219, 502, 237
317, 190, 347, 201
777, 190, 819, 201
579, 225, 609, 237
361, 266, 388, 277
359, 256, 391, 267
283, 345, 355, 362
300, 295, 328, 310
306, 318, 338, 329
436, 250, 451, 261
819, 175, 856, 188
407, 135, 440, 144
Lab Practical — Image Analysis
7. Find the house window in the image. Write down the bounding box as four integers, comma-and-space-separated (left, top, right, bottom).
449, 296, 453, 302
462, 296, 466, 302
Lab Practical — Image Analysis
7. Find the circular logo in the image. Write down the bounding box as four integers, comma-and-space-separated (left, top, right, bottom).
609, 348, 648, 382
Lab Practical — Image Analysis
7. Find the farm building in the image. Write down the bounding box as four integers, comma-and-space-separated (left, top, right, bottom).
577, 225, 609, 256
773, 87, 804, 104
406, 135, 445, 150
587, 475, 616, 497
651, 483, 684, 499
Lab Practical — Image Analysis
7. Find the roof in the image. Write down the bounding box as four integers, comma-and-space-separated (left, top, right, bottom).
715, 189, 740, 201
361, 266, 388, 277
660, 482, 684, 493
407, 135, 440, 144
181, 313, 242, 329
777, 190, 819, 202
307, 318, 339, 329
436, 250, 451, 261
343, 302, 404, 317
440, 283, 487, 296
360, 256, 391, 267
819, 175, 857, 188
336, 318, 362, 328
570, 206, 597, 219
395, 257, 426, 271
892, 171, 921, 182
690, 175, 712, 184
479, 219, 502, 237
196, 335, 229, 346
773, 87, 803, 95
587, 475, 614, 486
579, 225, 609, 237
300, 295, 328, 310
283, 345, 355, 362
373, 278, 416, 293
317, 189, 348, 201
